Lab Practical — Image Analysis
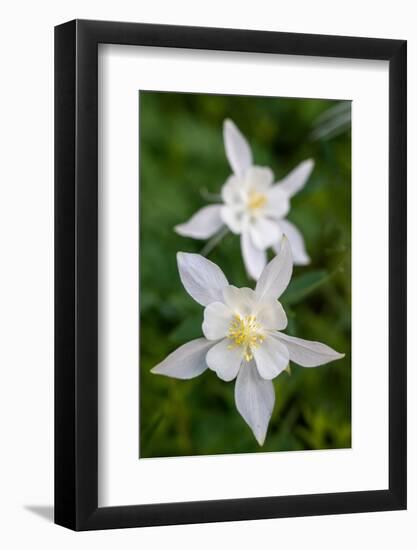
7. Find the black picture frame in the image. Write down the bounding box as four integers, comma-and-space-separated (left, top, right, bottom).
55, 19, 407, 531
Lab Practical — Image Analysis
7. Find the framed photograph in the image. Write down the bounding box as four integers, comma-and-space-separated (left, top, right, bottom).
55, 19, 406, 530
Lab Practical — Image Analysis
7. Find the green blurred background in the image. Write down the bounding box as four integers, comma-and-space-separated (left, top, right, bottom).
139, 91, 351, 458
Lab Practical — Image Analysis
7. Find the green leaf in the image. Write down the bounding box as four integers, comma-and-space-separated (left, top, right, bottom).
169, 315, 202, 344
283, 270, 328, 305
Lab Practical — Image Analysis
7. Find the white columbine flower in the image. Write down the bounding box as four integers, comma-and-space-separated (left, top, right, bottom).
175, 119, 314, 280
151, 238, 344, 445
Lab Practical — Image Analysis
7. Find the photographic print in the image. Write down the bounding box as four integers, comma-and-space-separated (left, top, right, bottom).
139, 91, 351, 458
55, 20, 406, 530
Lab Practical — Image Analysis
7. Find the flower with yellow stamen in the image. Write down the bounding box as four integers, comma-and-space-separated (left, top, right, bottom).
152, 239, 344, 445
175, 118, 314, 280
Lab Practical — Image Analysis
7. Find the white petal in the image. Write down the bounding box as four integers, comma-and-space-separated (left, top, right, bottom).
234, 360, 275, 445
222, 285, 256, 316
223, 119, 252, 179
177, 252, 228, 306
246, 166, 274, 191
220, 205, 244, 234
241, 231, 267, 280
202, 301, 233, 340
255, 236, 293, 300
175, 205, 224, 239
221, 175, 244, 206
274, 332, 345, 367
256, 300, 287, 330
275, 219, 310, 265
264, 186, 290, 219
276, 159, 314, 198
253, 336, 289, 380
249, 217, 282, 250
206, 338, 243, 381
151, 338, 213, 379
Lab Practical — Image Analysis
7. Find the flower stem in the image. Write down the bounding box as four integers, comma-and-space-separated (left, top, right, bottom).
199, 187, 222, 203
200, 226, 229, 257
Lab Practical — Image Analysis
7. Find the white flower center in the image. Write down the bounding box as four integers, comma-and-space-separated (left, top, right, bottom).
247, 190, 267, 212
227, 314, 265, 361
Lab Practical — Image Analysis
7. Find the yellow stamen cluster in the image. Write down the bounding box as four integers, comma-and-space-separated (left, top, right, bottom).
247, 190, 267, 211
227, 314, 264, 361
